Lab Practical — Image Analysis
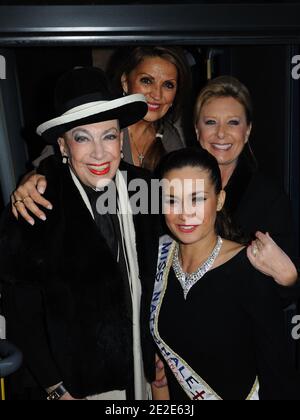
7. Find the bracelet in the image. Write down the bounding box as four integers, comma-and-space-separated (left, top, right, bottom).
47, 383, 68, 400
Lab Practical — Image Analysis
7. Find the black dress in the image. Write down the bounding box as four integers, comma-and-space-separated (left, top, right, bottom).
158, 249, 300, 400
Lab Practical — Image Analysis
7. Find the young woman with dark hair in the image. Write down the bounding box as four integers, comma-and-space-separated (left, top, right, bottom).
151, 147, 300, 400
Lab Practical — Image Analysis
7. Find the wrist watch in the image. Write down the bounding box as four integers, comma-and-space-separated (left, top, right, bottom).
47, 383, 68, 400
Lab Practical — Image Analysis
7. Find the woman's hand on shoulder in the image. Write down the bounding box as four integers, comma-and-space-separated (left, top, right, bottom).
247, 232, 298, 287
11, 170, 52, 225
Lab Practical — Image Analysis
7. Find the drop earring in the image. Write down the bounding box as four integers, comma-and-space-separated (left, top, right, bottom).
62, 155, 69, 164
121, 151, 124, 159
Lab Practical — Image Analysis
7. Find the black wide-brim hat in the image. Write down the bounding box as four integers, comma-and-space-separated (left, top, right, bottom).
36, 67, 148, 144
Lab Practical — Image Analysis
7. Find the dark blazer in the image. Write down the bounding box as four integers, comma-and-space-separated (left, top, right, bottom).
0, 157, 159, 399
225, 156, 296, 258
224, 156, 300, 305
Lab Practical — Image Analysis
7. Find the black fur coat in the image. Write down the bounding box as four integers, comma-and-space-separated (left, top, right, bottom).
0, 157, 159, 399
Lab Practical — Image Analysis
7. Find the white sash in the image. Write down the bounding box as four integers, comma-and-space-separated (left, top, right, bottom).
150, 235, 260, 401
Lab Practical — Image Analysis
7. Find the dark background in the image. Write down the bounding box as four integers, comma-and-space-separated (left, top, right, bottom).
16, 45, 298, 190
1, 0, 300, 4
0, 0, 299, 374
0, 2, 299, 252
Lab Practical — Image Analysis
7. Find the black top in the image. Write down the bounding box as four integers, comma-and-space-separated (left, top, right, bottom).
158, 249, 300, 400
83, 185, 134, 398
225, 155, 296, 258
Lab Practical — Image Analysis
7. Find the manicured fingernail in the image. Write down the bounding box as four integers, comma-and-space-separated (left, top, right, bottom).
47, 205, 53, 210
29, 219, 35, 226
38, 187, 45, 194
40, 215, 47, 221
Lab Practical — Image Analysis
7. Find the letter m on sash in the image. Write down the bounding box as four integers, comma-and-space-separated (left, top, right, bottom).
161, 241, 172, 256
0, 55, 6, 80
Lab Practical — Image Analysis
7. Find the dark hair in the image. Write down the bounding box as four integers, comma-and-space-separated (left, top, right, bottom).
109, 46, 191, 123
158, 147, 246, 243
108, 46, 191, 172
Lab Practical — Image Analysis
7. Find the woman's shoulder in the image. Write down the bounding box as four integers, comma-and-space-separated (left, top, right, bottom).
32, 145, 55, 169
161, 119, 185, 151
231, 157, 287, 204
37, 156, 69, 207
120, 160, 153, 183
219, 240, 278, 298
215, 240, 246, 269
247, 169, 287, 202
217, 240, 259, 277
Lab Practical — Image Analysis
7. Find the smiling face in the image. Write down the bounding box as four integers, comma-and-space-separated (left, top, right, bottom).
122, 56, 178, 123
163, 166, 226, 245
58, 120, 122, 189
196, 96, 252, 167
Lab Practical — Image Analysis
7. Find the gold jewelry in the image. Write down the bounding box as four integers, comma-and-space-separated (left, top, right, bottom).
252, 244, 259, 257
13, 200, 23, 207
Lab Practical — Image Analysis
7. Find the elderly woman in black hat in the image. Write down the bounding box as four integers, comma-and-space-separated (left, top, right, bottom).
0, 67, 159, 400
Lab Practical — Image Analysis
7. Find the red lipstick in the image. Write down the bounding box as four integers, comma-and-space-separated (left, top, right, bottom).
88, 162, 110, 176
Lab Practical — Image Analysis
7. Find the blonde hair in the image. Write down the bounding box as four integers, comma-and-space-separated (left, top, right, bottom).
194, 76, 253, 126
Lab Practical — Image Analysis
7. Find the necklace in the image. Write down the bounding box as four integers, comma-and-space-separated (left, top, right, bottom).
129, 126, 158, 166
172, 236, 223, 300
131, 139, 146, 165
129, 130, 148, 166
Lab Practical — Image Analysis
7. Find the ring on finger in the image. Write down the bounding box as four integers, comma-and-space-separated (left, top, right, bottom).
22, 196, 31, 202
13, 199, 24, 206
252, 245, 259, 257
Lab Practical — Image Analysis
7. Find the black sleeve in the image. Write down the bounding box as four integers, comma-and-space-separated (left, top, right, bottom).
3, 283, 62, 389
0, 212, 62, 390
32, 146, 56, 169
37, 154, 61, 179
276, 277, 300, 303
242, 269, 300, 400
263, 191, 296, 259
259, 189, 299, 303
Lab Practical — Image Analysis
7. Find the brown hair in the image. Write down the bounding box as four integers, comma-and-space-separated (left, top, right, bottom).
108, 46, 191, 171
194, 76, 253, 126
110, 46, 191, 124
